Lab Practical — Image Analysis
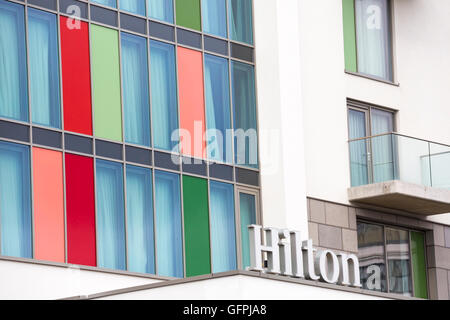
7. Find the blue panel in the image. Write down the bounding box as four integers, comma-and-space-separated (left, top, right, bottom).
0, 1, 28, 122
0, 141, 32, 258
229, 0, 253, 45
126, 165, 155, 274
96, 159, 126, 270
148, 0, 173, 23
150, 40, 179, 152
210, 181, 236, 273
28, 8, 61, 129
202, 0, 227, 38
120, 0, 146, 16
121, 32, 151, 147
154, 170, 183, 278
231, 61, 258, 168
204, 54, 232, 163
92, 0, 117, 8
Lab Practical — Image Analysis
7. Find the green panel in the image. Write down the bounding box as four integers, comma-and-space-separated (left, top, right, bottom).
175, 0, 201, 31
342, 0, 357, 72
411, 231, 428, 299
182, 175, 211, 277
91, 25, 122, 141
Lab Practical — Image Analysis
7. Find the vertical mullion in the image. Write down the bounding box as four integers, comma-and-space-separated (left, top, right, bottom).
24, 3, 36, 259
384, 225, 390, 293
56, 0, 69, 265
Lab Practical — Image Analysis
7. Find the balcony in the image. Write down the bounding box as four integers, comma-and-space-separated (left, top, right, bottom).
347, 133, 450, 215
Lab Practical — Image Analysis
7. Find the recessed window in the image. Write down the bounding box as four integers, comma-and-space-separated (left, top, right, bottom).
342, 0, 394, 81
357, 221, 428, 298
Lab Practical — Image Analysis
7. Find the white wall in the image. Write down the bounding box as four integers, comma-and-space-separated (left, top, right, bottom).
95, 275, 389, 300
0, 259, 164, 300
256, 0, 450, 225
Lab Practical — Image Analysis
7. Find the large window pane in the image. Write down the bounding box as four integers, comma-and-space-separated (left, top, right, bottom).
210, 181, 236, 273
205, 54, 232, 163
0, 141, 32, 258
28, 8, 61, 129
126, 165, 155, 274
357, 222, 387, 292
355, 0, 393, 81
202, 0, 227, 38
148, 0, 173, 23
154, 171, 183, 278
150, 40, 178, 151
232, 61, 257, 168
239, 192, 256, 269
229, 0, 253, 45
91, 0, 117, 8
121, 32, 151, 147
96, 160, 126, 271
120, 0, 146, 16
0, 1, 28, 122
386, 227, 412, 296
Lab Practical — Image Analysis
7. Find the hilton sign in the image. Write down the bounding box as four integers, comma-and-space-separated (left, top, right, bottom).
248, 225, 362, 288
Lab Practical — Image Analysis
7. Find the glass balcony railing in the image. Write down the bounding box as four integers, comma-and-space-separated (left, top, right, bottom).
349, 133, 450, 189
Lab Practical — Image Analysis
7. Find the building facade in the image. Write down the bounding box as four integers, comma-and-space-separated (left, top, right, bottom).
0, 0, 449, 300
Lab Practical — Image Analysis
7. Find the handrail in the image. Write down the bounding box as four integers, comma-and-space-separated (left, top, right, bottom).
348, 132, 450, 148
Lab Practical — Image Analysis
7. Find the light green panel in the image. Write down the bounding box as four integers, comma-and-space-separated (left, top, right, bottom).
342, 0, 357, 72
182, 175, 211, 277
176, 0, 201, 31
91, 24, 122, 141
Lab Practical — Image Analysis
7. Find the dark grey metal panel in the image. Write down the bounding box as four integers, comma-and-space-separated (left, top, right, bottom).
209, 163, 233, 181
64, 133, 93, 155
0, 120, 29, 143
235, 167, 259, 186
149, 21, 175, 42
60, 0, 88, 19
154, 151, 180, 171
125, 145, 152, 166
96, 140, 123, 160
91, 5, 118, 27
182, 157, 207, 177
177, 28, 202, 49
120, 13, 146, 35
204, 36, 228, 56
28, 0, 57, 11
33, 127, 62, 149
231, 43, 254, 63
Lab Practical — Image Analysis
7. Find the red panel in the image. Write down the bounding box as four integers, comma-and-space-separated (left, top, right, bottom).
177, 47, 206, 159
65, 153, 96, 266
60, 17, 92, 135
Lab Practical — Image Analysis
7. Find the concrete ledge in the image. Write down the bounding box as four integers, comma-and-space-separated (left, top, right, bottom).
348, 180, 450, 215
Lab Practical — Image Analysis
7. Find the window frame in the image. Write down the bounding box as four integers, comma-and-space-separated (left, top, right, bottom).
344, 0, 396, 83
357, 218, 429, 298
347, 100, 397, 185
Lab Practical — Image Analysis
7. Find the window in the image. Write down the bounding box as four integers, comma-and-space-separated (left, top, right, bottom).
91, 0, 117, 8
121, 32, 151, 147
348, 102, 395, 186
229, 0, 254, 45
0, 0, 28, 122
120, 0, 146, 16
0, 141, 32, 259
202, 0, 227, 38
148, 0, 174, 23
237, 188, 260, 269
28, 8, 61, 129
95, 159, 126, 271
342, 0, 393, 81
357, 221, 428, 298
176, 0, 201, 31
